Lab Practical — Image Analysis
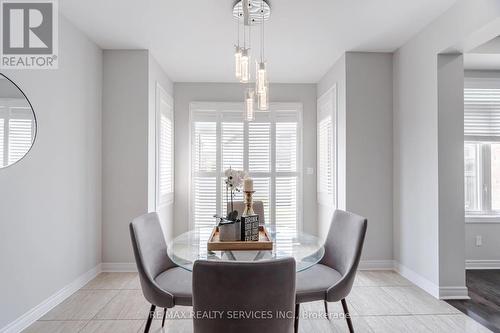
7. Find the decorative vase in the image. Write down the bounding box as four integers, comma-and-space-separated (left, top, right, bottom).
219, 221, 241, 242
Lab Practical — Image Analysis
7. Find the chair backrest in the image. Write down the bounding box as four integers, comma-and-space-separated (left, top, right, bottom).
321, 210, 367, 295
229, 200, 265, 224
129, 212, 175, 306
193, 258, 296, 333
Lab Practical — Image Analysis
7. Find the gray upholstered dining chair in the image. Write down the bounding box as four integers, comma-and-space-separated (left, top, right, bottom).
295, 210, 367, 333
129, 212, 193, 333
193, 258, 296, 333
230, 200, 266, 224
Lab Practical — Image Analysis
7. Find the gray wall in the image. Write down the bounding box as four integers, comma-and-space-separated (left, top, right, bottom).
102, 50, 149, 263
173, 83, 317, 236
317, 52, 393, 263
466, 224, 500, 262
437, 54, 466, 287
0, 16, 102, 328
393, 0, 500, 296
345, 53, 394, 263
102, 50, 174, 263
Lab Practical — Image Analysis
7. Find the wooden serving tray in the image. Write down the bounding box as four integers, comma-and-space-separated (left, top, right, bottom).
207, 225, 273, 251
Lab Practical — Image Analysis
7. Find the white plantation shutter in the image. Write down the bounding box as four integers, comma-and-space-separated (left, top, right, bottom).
8, 118, 33, 165
465, 78, 500, 141
248, 122, 270, 173
222, 122, 244, 170
276, 123, 297, 172
0, 102, 35, 167
159, 113, 173, 194
194, 122, 217, 172
318, 118, 333, 196
191, 102, 302, 232
192, 119, 218, 227
275, 122, 299, 231
252, 177, 271, 223
275, 176, 297, 228
156, 85, 174, 206
248, 122, 272, 220
194, 176, 217, 226
317, 87, 337, 207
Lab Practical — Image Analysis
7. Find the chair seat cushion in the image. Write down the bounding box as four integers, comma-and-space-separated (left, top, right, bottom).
155, 267, 193, 306
296, 264, 342, 303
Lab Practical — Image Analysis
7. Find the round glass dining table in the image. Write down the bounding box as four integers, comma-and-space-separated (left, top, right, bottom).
167, 225, 325, 272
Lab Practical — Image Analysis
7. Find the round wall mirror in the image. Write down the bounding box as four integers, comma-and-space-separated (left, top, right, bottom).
0, 73, 36, 168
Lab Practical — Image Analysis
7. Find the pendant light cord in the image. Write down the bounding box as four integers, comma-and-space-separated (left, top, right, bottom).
261, 0, 264, 62
237, 10, 240, 47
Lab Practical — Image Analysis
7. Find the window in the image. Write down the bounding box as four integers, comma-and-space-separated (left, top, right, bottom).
317, 87, 337, 207
0, 100, 35, 167
190, 102, 302, 232
464, 78, 500, 218
156, 84, 174, 206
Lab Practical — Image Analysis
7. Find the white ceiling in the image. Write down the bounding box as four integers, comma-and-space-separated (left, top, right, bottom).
60, 0, 457, 83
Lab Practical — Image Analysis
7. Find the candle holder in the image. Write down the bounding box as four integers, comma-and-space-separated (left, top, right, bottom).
242, 190, 255, 216
241, 190, 259, 241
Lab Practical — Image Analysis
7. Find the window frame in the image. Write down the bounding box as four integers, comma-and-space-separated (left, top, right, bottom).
465, 141, 500, 222
317, 85, 337, 208
189, 102, 303, 231
464, 76, 500, 223
155, 83, 174, 208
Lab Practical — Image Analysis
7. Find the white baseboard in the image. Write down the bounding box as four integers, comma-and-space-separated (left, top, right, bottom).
439, 286, 470, 300
394, 262, 440, 299
101, 262, 137, 272
466, 259, 500, 270
0, 264, 101, 333
358, 260, 395, 270
394, 262, 469, 300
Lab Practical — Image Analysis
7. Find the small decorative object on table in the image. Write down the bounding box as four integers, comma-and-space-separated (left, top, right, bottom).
217, 167, 246, 241
241, 177, 259, 241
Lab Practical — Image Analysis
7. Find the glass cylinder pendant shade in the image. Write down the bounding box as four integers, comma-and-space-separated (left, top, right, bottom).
245, 89, 255, 121
240, 49, 250, 83
255, 61, 267, 94
257, 85, 269, 111
234, 46, 242, 79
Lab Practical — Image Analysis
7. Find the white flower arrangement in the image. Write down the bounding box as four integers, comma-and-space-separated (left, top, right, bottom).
224, 167, 247, 219
224, 167, 246, 191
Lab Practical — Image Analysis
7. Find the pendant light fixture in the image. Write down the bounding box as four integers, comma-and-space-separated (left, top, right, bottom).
256, 0, 269, 110
233, 0, 271, 120
234, 13, 242, 80
235, 46, 242, 80
240, 48, 250, 83
245, 88, 255, 121
240, 0, 251, 83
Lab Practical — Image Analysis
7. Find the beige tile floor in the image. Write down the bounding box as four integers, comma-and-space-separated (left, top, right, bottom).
23, 271, 492, 333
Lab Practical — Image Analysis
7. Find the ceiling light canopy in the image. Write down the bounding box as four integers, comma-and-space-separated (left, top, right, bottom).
232, 0, 271, 25
233, 0, 271, 119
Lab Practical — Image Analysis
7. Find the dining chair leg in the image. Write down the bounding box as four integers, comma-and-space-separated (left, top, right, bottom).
324, 300, 329, 320
341, 299, 354, 333
162, 308, 167, 327
144, 304, 156, 333
294, 303, 300, 333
